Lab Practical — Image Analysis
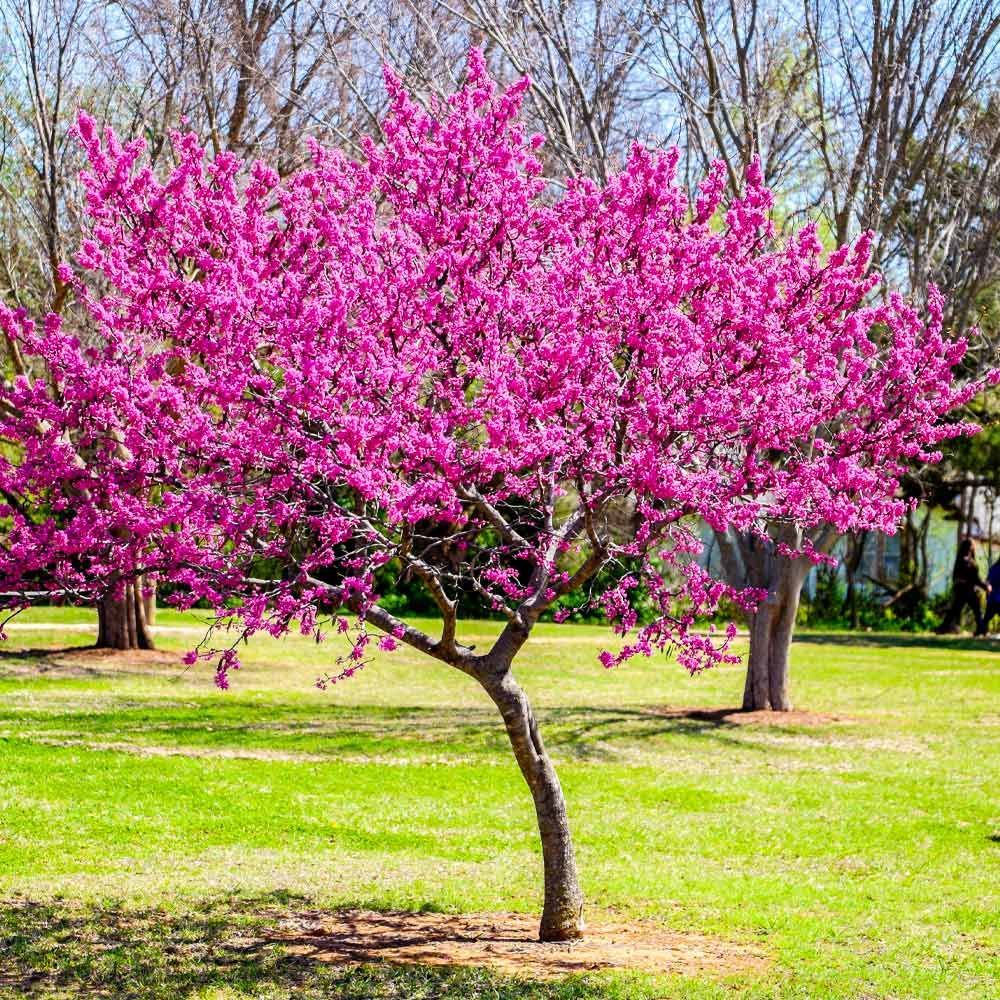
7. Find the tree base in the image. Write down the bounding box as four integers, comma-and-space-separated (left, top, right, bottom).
741, 695, 793, 712
539, 921, 585, 942
272, 908, 763, 978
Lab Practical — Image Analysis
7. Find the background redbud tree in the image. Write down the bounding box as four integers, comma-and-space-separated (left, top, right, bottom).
0, 53, 989, 941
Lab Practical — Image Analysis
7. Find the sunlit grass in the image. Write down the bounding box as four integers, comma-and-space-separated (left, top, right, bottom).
1, 609, 998, 998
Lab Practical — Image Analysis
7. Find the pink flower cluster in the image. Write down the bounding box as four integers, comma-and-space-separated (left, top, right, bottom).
0, 51, 988, 682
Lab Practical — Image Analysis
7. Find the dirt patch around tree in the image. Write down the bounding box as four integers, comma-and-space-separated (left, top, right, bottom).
53, 646, 182, 666
649, 706, 856, 727
273, 909, 768, 980
0, 645, 186, 677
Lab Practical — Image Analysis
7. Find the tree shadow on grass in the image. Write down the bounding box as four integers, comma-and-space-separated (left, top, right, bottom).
0, 644, 782, 760
792, 631, 1000, 652
0, 645, 95, 662
540, 704, 840, 760
0, 645, 844, 762
0, 645, 181, 680
2, 698, 781, 764
549, 706, 752, 757
0, 894, 651, 1000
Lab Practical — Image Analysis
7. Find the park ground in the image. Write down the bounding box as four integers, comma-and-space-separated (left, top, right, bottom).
0, 608, 997, 999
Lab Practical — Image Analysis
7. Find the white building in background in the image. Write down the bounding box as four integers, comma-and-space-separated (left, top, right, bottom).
702, 488, 1000, 604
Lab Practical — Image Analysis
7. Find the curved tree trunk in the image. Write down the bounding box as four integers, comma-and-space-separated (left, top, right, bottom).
96, 577, 154, 651
482, 668, 584, 941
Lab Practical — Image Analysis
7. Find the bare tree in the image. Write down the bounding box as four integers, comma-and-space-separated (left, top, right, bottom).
0, 0, 94, 310
104, 0, 364, 173
804, 0, 1000, 319
458, 0, 653, 179
334, 1, 653, 179
644, 0, 819, 195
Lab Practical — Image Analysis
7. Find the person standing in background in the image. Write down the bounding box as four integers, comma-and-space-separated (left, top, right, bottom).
978, 556, 1000, 636
937, 538, 988, 635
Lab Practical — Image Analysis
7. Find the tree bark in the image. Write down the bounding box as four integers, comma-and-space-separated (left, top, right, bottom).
96, 578, 155, 651
843, 531, 867, 630
142, 576, 157, 626
716, 528, 814, 712
481, 667, 584, 941
742, 569, 801, 711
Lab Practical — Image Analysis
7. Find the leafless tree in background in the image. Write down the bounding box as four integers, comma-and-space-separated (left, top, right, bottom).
805, 0, 1000, 325
104, 0, 368, 172
6, 0, 999, 321
0, 0, 103, 311
644, 0, 818, 194
454, 0, 654, 179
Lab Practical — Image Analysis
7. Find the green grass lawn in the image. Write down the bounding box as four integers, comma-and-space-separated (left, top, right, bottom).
0, 608, 998, 998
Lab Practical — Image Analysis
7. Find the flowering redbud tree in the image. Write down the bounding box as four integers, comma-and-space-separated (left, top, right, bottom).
0, 53, 989, 940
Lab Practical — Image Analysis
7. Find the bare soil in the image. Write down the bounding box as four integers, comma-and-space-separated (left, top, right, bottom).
55, 646, 181, 666
273, 909, 768, 980
0, 645, 185, 676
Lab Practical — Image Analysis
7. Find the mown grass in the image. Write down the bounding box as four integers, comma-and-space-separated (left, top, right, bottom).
0, 608, 998, 998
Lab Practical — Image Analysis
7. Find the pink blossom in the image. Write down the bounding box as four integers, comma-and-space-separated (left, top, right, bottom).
0, 51, 991, 680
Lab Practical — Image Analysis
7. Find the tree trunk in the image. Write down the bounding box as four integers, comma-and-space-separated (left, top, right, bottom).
142, 576, 157, 626
843, 532, 867, 630
96, 578, 154, 651
481, 668, 584, 941
715, 528, 813, 713
742, 570, 801, 711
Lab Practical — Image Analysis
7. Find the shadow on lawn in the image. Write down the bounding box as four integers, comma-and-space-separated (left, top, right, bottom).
0, 645, 182, 680
792, 631, 1000, 652
0, 894, 641, 1000
0, 645, 96, 661
0, 645, 783, 758
543, 705, 779, 759
1, 694, 780, 762
0, 639, 863, 763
